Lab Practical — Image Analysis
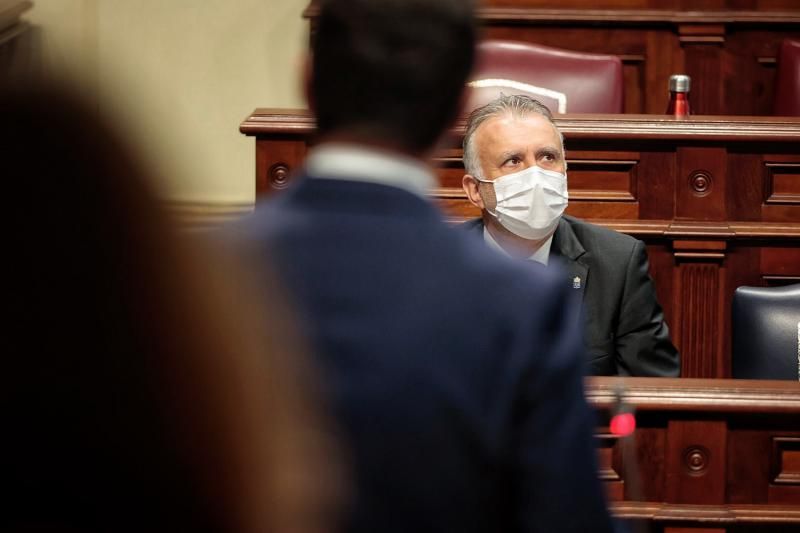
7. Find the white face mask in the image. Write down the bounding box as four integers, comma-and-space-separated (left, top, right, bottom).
476, 165, 568, 240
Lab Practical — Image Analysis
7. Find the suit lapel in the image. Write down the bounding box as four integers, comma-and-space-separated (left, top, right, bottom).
467, 217, 590, 298
551, 218, 589, 301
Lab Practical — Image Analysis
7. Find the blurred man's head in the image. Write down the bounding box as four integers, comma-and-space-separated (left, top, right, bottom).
309, 0, 477, 155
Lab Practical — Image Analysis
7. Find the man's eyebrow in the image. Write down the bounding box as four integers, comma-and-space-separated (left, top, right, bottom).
537, 145, 565, 158
537, 145, 561, 153
497, 150, 523, 161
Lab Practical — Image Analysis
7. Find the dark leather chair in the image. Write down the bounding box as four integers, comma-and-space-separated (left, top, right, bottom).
731, 284, 800, 380
773, 39, 800, 116
466, 39, 624, 114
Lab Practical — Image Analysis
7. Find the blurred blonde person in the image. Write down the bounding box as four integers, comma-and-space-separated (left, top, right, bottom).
2, 81, 342, 533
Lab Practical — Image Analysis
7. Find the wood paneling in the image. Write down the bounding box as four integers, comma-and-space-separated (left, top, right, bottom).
761, 247, 800, 280
772, 437, 800, 486
765, 161, 800, 205
665, 420, 728, 504
676, 147, 728, 221
241, 110, 800, 378
588, 377, 800, 531
303, 1, 800, 116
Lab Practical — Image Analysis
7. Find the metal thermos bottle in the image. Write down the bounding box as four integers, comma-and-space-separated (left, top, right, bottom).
667, 74, 691, 117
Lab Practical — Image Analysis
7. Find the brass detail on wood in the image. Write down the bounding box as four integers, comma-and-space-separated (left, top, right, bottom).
269, 163, 291, 190
689, 170, 713, 197
684, 446, 710, 475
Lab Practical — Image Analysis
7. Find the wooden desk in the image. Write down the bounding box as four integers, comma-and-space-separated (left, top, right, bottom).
588, 377, 800, 532
240, 110, 800, 379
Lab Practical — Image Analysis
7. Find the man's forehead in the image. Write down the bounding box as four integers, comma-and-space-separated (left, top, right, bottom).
476, 112, 560, 146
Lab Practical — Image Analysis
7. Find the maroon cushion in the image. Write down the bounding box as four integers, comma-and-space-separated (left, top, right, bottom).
773, 39, 800, 116
466, 40, 624, 114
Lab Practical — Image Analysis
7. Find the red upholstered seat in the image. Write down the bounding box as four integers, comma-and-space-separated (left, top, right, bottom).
773, 39, 800, 116
466, 39, 624, 114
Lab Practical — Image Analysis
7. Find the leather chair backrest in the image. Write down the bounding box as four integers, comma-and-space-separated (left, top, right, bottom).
773, 39, 800, 116
731, 284, 800, 380
466, 39, 624, 114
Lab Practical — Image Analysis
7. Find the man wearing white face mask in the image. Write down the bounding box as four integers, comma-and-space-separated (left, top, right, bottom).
461, 94, 679, 377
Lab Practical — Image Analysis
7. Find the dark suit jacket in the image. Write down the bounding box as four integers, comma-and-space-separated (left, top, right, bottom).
234, 175, 615, 533
465, 216, 680, 377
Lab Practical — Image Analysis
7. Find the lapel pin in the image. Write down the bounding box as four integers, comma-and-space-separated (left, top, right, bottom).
573, 276, 581, 289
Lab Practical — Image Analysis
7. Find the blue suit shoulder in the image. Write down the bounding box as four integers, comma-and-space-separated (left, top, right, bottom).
452, 221, 567, 302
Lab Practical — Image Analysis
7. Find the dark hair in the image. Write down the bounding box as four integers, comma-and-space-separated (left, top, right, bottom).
312, 0, 477, 153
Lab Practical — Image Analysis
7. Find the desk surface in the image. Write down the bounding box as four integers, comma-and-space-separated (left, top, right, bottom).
586, 377, 800, 530
587, 376, 800, 413
241, 110, 800, 141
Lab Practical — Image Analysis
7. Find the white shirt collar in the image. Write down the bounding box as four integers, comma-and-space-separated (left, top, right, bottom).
483, 226, 554, 266
304, 143, 437, 199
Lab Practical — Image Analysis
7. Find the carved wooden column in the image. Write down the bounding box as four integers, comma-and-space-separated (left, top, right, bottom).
671, 143, 730, 378
678, 24, 725, 115
672, 238, 728, 378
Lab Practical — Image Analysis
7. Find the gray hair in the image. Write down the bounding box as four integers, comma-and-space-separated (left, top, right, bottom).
462, 94, 565, 178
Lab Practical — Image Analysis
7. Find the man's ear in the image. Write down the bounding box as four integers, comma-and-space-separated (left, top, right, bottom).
303, 52, 316, 114
462, 174, 485, 210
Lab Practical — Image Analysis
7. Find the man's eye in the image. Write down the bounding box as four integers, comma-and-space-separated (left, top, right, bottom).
504, 158, 520, 166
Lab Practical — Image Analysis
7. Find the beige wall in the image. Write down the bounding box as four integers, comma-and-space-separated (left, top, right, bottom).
26, 0, 308, 206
